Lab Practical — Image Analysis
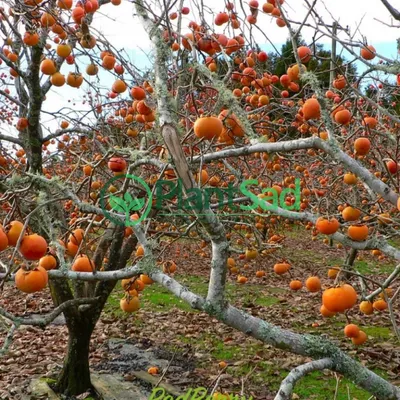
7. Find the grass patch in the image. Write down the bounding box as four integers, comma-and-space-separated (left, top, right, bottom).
141, 283, 196, 312
325, 257, 394, 276
211, 341, 242, 360
281, 370, 376, 399
363, 325, 392, 340
105, 274, 285, 317
254, 296, 280, 307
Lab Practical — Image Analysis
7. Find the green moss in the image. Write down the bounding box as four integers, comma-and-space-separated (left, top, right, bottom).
363, 326, 392, 340
254, 296, 280, 307
268, 287, 286, 294
39, 377, 57, 384
211, 341, 241, 360
280, 370, 375, 399
141, 283, 196, 312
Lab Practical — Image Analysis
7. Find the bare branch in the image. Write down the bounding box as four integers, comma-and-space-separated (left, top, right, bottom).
380, 0, 400, 20
275, 358, 333, 400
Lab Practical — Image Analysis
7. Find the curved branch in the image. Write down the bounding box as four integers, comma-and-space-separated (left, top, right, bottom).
0, 297, 99, 328
274, 358, 333, 400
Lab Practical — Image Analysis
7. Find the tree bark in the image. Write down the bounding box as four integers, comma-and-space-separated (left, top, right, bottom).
54, 319, 94, 396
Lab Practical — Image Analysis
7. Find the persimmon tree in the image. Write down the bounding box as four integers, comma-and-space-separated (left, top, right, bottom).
0, 0, 400, 399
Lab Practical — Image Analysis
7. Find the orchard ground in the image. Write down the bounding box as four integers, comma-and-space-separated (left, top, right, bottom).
1, 224, 399, 400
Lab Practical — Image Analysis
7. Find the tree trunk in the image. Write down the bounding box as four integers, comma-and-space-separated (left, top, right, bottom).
54, 320, 94, 396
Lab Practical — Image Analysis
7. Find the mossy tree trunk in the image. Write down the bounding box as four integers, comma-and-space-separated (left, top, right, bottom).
55, 317, 94, 396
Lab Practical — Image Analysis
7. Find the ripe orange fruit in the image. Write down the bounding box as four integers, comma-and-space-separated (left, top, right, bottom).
377, 213, 391, 225
23, 32, 40, 46
15, 266, 48, 293
140, 274, 153, 285
344, 324, 360, 338
379, 288, 393, 299
351, 330, 367, 345
218, 361, 228, 369
112, 79, 127, 94
320, 304, 336, 317
39, 255, 57, 270
67, 72, 83, 88
245, 248, 258, 260
41, 12, 56, 27
360, 45, 376, 60
359, 301, 374, 315
315, 217, 340, 235
363, 117, 377, 129
273, 262, 290, 275
218, 110, 244, 137
121, 278, 133, 290
83, 165, 92, 176
322, 284, 357, 312
372, 299, 388, 311
147, 366, 159, 375
0, 228, 8, 251
347, 225, 369, 241
327, 268, 339, 279
302, 98, 321, 120
120, 296, 140, 312
194, 116, 223, 140
57, 0, 73, 9
71, 255, 94, 272
108, 157, 127, 172
305, 276, 321, 292
354, 137, 370, 155
237, 275, 248, 284
50, 72, 65, 87
163, 260, 177, 273
333, 75, 346, 90
334, 109, 351, 125
69, 228, 84, 245
227, 257, 236, 268
71, 7, 85, 24
256, 270, 265, 278
19, 234, 48, 260
86, 64, 99, 75
136, 245, 144, 257
67, 241, 79, 256
289, 280, 302, 291
343, 173, 357, 185
342, 207, 361, 222
297, 46, 312, 63
56, 44, 72, 58
40, 59, 57, 75
195, 169, 209, 185
131, 86, 146, 100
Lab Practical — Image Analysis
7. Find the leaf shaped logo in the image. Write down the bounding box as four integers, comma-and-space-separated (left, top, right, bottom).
109, 195, 130, 213
100, 174, 153, 227
124, 192, 145, 211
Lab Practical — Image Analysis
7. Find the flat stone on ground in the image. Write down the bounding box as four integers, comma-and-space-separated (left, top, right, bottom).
91, 373, 149, 400
28, 378, 59, 399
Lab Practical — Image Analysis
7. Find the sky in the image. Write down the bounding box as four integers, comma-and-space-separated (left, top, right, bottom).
1, 0, 400, 140
90, 0, 400, 55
